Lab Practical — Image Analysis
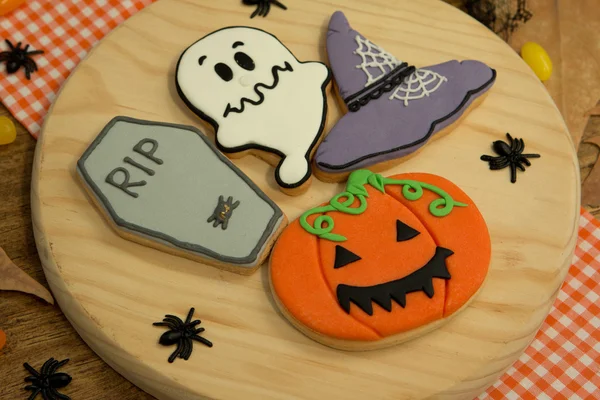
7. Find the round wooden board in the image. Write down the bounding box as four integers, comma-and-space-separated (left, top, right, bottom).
32, 1, 580, 399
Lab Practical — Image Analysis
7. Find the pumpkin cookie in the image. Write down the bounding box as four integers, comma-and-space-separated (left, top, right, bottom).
269, 170, 491, 350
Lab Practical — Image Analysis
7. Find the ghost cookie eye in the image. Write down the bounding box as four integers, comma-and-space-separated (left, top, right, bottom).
214, 63, 234, 82
234, 52, 255, 71
198, 56, 207, 66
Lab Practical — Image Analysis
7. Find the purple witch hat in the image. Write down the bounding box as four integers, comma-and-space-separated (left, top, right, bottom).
315, 11, 496, 179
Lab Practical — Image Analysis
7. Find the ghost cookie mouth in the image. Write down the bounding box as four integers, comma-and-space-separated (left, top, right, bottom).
223, 61, 293, 118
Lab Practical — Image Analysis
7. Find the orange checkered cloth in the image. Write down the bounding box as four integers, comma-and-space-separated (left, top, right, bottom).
1, 2, 598, 398
0, 0, 156, 138
480, 209, 600, 399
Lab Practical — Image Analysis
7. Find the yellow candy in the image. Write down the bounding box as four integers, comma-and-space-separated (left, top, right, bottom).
0, 116, 17, 145
521, 42, 553, 82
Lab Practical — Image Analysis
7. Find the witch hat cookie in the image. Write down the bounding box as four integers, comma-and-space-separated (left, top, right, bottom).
314, 12, 497, 182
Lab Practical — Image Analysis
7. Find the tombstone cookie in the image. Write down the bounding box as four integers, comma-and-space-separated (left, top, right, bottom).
270, 170, 491, 350
77, 117, 287, 275
176, 27, 332, 196
314, 12, 497, 182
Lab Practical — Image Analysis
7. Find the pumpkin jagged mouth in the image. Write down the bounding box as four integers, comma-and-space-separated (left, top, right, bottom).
336, 247, 453, 316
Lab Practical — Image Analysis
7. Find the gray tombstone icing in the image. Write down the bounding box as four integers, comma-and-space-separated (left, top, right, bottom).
77, 116, 285, 268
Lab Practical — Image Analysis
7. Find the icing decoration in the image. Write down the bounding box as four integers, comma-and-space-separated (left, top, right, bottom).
299, 169, 467, 242
270, 172, 491, 347
344, 63, 416, 112
124, 156, 155, 176
234, 51, 255, 71
105, 167, 146, 198
133, 138, 163, 165
389, 69, 448, 106
354, 36, 398, 87
223, 62, 294, 118
242, 0, 287, 19
314, 12, 497, 176
0, 39, 43, 80
77, 117, 286, 271
481, 133, 541, 183
215, 62, 234, 82
153, 308, 213, 363
207, 196, 240, 230
354, 35, 447, 106
23, 358, 72, 400
337, 247, 453, 315
396, 220, 420, 242
333, 245, 362, 269
176, 27, 331, 190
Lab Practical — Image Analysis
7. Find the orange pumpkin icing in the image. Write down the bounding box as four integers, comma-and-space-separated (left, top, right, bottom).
270, 170, 490, 342
385, 173, 491, 316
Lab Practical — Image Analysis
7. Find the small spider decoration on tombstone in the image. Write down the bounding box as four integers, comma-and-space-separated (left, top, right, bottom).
23, 358, 72, 400
0, 39, 44, 80
207, 195, 240, 230
242, 0, 287, 18
153, 307, 213, 363
480, 133, 540, 183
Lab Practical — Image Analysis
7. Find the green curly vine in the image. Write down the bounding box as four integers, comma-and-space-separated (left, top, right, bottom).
299, 170, 468, 242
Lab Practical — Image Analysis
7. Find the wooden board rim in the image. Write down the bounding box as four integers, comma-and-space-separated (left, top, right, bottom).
31, 1, 580, 399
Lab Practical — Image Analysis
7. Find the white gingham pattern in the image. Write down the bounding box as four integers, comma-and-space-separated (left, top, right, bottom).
480, 209, 600, 399
0, 0, 155, 137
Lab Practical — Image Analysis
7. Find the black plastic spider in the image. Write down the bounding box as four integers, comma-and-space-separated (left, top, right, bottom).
0, 39, 44, 80
23, 358, 72, 400
243, 0, 287, 18
153, 307, 213, 363
480, 133, 540, 183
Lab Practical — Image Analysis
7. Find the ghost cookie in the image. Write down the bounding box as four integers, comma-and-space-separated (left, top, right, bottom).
314, 12, 497, 182
176, 27, 332, 196
270, 170, 491, 350
77, 117, 287, 275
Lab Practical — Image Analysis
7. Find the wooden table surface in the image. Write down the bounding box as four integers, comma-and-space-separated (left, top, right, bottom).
0, 104, 152, 399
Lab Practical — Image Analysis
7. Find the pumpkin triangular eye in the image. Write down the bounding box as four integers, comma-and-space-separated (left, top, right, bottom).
334, 245, 361, 269
396, 220, 420, 242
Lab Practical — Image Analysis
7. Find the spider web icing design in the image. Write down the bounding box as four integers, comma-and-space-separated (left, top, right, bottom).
354, 35, 401, 86
389, 69, 448, 107
354, 35, 447, 106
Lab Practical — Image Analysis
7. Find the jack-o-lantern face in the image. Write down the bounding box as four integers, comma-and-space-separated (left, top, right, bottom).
270, 170, 491, 349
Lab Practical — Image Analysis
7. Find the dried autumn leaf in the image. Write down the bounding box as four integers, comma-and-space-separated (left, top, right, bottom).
0, 329, 6, 351
585, 105, 600, 117
582, 137, 600, 208
0, 247, 54, 304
